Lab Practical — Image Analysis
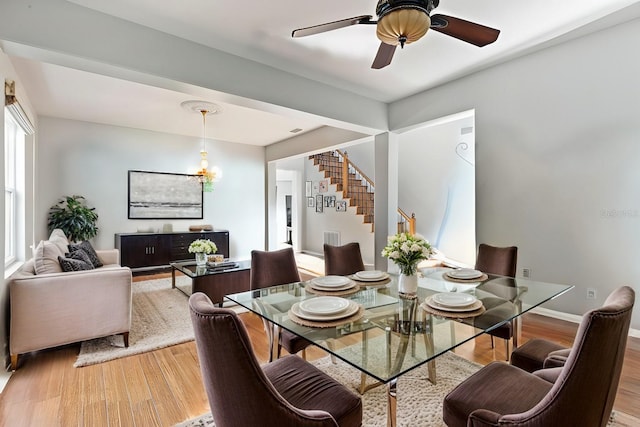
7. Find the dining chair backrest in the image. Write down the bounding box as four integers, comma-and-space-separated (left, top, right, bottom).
501, 286, 635, 426
475, 243, 518, 277
324, 243, 365, 276
189, 293, 343, 427
250, 248, 301, 290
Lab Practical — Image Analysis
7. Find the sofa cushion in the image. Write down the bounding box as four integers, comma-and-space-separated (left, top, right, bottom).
58, 254, 94, 272
69, 241, 103, 268
34, 240, 64, 274
48, 229, 70, 253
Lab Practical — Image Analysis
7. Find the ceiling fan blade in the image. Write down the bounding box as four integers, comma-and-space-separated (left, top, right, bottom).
371, 42, 396, 69
430, 14, 500, 47
292, 15, 374, 38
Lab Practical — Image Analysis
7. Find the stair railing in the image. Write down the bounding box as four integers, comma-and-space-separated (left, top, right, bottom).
397, 208, 416, 235
335, 150, 374, 198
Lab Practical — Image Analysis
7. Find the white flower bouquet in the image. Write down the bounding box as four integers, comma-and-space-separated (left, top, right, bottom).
188, 239, 218, 254
381, 232, 433, 275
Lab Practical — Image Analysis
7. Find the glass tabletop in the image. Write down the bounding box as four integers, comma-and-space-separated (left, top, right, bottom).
171, 259, 250, 277
225, 268, 573, 384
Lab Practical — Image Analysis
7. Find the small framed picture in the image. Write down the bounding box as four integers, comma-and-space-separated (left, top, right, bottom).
324, 195, 331, 207
336, 200, 347, 212
307, 197, 315, 207
305, 181, 312, 197
319, 180, 328, 193
329, 196, 336, 208
315, 194, 324, 213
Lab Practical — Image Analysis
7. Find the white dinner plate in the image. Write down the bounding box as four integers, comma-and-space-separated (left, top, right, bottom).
432, 292, 477, 308
308, 282, 357, 292
355, 270, 385, 280
290, 300, 360, 321
299, 296, 350, 316
425, 297, 483, 312
353, 271, 389, 282
311, 276, 352, 288
446, 268, 484, 279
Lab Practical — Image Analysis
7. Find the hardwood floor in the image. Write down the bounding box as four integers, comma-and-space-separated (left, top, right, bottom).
1, 275, 638, 426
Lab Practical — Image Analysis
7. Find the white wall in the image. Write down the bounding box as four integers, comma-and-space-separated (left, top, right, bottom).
389, 17, 640, 329
36, 117, 265, 259
397, 114, 476, 265
302, 156, 375, 265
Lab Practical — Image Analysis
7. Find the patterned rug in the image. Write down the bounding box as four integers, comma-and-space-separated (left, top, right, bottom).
174, 351, 627, 427
175, 351, 479, 427
74, 276, 244, 367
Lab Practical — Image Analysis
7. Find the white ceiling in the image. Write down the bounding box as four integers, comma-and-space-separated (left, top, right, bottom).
7, 0, 640, 146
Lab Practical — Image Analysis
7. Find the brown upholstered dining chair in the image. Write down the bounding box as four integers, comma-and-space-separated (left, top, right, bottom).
324, 243, 365, 276
189, 292, 363, 427
473, 243, 519, 359
443, 286, 635, 427
251, 247, 312, 360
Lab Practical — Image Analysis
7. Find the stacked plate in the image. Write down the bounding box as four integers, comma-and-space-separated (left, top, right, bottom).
308, 275, 357, 292
290, 296, 360, 321
352, 270, 389, 282
444, 268, 484, 280
425, 292, 483, 312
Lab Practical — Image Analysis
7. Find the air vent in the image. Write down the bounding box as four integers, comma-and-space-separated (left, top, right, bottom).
461, 126, 473, 135
290, 128, 303, 133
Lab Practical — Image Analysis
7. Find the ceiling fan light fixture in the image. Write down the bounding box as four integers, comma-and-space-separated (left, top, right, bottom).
376, 7, 431, 47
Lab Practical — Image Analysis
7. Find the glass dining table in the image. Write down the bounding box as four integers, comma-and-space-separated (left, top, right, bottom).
225, 267, 573, 427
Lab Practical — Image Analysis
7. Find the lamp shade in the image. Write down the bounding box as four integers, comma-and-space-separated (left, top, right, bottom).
376, 8, 431, 46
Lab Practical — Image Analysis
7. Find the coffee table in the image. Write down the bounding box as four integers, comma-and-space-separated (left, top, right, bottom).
171, 259, 251, 306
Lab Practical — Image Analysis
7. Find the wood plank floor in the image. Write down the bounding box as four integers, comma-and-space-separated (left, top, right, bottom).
1, 274, 638, 426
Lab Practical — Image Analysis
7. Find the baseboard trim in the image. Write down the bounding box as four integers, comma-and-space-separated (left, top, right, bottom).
531, 306, 640, 338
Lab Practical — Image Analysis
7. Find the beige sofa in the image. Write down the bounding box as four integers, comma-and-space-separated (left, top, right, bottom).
9, 235, 132, 370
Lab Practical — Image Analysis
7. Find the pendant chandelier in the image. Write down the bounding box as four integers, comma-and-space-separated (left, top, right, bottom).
181, 100, 222, 192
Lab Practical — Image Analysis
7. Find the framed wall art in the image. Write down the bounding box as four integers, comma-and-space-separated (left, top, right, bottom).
305, 181, 312, 197
319, 179, 328, 193
336, 200, 348, 212
307, 197, 315, 207
315, 194, 324, 213
128, 170, 203, 219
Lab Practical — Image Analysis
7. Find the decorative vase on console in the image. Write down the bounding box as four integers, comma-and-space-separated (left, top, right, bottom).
381, 232, 434, 296
189, 239, 218, 266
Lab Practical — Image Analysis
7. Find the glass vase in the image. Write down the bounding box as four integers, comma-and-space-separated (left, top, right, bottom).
398, 273, 418, 295
195, 252, 207, 266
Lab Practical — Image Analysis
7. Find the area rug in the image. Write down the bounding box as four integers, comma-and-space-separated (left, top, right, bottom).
174, 351, 628, 427
175, 352, 478, 427
74, 276, 244, 367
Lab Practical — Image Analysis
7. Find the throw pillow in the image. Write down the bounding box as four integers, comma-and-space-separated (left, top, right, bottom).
69, 241, 103, 268
34, 240, 64, 275
66, 249, 95, 268
58, 255, 93, 272
49, 229, 70, 253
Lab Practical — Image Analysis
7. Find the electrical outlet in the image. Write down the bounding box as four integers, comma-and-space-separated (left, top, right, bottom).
587, 288, 597, 299
522, 268, 531, 278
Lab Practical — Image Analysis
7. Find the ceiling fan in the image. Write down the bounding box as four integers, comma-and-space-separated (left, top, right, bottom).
292, 0, 500, 69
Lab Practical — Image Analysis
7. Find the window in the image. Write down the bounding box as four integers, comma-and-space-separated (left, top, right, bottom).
4, 110, 25, 267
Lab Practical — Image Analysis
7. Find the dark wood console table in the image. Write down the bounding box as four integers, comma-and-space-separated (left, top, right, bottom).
170, 260, 251, 306
115, 230, 230, 272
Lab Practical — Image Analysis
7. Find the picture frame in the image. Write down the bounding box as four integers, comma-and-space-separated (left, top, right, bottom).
307, 196, 315, 207
324, 195, 336, 208
315, 194, 324, 213
305, 181, 312, 197
336, 200, 347, 212
319, 179, 328, 193
128, 170, 203, 219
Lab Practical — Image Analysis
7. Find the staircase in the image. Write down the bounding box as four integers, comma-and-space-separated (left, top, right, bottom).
309, 150, 375, 230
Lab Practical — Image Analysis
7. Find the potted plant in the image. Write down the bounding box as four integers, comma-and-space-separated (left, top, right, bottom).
381, 232, 433, 294
188, 239, 218, 265
47, 195, 99, 242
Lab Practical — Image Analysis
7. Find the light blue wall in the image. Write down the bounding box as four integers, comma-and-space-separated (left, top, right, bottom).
36, 117, 265, 259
